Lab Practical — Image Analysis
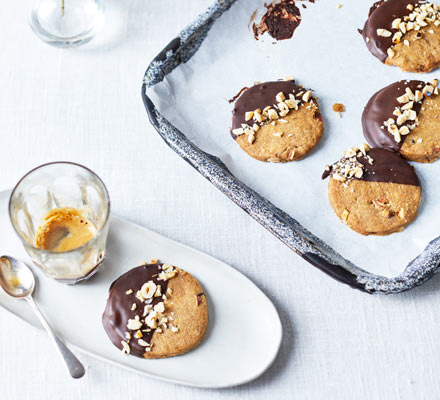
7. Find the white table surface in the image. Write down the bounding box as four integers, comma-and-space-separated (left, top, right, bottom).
2, 1, 440, 399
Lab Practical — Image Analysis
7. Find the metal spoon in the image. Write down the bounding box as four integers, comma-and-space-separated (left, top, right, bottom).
0, 256, 85, 379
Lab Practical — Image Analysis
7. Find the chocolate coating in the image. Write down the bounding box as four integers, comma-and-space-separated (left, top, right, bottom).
252, 0, 301, 41
323, 148, 420, 186
362, 0, 419, 62
362, 80, 425, 151
102, 264, 169, 358
231, 80, 302, 135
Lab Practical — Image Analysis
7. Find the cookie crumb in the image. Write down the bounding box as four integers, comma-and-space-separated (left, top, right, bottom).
332, 103, 345, 113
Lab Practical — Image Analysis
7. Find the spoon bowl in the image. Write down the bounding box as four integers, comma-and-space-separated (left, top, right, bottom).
0, 255, 85, 378
0, 256, 35, 298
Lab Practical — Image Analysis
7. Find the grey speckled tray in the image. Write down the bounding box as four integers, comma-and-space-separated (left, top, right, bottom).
141, 0, 440, 294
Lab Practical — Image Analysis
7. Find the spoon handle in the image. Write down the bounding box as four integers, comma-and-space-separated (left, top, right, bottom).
25, 296, 85, 379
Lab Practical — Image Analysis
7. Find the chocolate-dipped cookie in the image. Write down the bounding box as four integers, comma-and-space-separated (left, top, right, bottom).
322, 145, 421, 236
363, 79, 440, 163
102, 262, 208, 359
231, 79, 323, 162
361, 0, 440, 72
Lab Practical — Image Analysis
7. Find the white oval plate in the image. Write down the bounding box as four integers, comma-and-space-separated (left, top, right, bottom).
0, 190, 282, 388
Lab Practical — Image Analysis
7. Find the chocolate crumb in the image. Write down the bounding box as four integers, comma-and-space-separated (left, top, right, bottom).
196, 293, 204, 306
253, 0, 302, 41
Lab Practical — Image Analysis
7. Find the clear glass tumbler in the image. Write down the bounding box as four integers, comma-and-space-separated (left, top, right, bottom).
9, 162, 110, 284
29, 0, 105, 47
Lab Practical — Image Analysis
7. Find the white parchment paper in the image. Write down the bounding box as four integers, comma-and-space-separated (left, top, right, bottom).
148, 0, 440, 277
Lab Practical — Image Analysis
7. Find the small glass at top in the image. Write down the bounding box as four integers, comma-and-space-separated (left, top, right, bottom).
9, 162, 110, 284
29, 0, 105, 47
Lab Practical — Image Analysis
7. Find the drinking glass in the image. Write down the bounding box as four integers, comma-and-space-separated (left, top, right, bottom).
9, 162, 110, 283
29, 0, 105, 47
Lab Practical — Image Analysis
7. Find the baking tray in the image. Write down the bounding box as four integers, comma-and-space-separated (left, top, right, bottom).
141, 0, 440, 294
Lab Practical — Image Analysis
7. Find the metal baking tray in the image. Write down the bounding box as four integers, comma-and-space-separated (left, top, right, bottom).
141, 0, 440, 294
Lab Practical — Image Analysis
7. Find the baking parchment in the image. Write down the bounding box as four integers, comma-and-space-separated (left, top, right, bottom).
147, 0, 440, 278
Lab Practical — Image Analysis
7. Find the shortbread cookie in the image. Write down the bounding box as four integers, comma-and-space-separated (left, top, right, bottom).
102, 262, 208, 359
322, 145, 421, 235
361, 0, 440, 72
362, 79, 440, 163
231, 80, 323, 162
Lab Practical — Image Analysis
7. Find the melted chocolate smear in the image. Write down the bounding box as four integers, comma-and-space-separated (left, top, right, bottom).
362, 0, 420, 62
322, 148, 420, 186
102, 264, 170, 358
231, 80, 303, 138
362, 80, 425, 151
253, 0, 302, 41
228, 86, 249, 104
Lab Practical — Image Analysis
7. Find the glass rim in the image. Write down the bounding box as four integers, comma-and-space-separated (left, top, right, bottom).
8, 161, 111, 255
28, 0, 106, 43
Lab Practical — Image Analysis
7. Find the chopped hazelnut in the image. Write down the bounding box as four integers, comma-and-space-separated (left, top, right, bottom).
377, 28, 392, 37
245, 111, 254, 121
275, 92, 286, 102
302, 90, 313, 102
232, 128, 244, 136
341, 209, 349, 224
141, 281, 157, 299
153, 302, 165, 313
138, 339, 150, 347
145, 311, 159, 329
127, 317, 143, 331
121, 341, 130, 354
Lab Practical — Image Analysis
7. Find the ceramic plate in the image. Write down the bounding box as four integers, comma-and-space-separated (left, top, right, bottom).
0, 190, 282, 388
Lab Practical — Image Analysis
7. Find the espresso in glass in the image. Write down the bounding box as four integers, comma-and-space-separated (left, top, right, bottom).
9, 162, 110, 284
35, 207, 97, 252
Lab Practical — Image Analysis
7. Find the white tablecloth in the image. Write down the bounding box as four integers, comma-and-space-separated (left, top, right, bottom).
1, 1, 440, 399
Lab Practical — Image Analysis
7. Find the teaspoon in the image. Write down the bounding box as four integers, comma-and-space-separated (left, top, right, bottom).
0, 255, 85, 379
